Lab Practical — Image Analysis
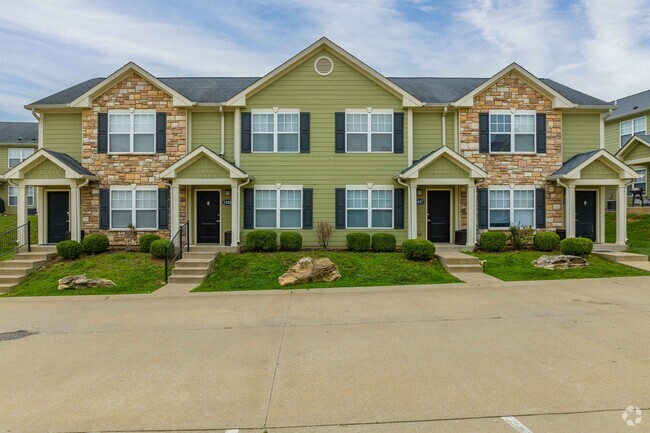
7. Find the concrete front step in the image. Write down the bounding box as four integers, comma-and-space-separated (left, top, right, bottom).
0, 260, 42, 270
190, 245, 240, 254
444, 264, 485, 273
593, 243, 628, 252
181, 251, 218, 260
436, 251, 484, 274
14, 252, 57, 261
174, 259, 213, 269
171, 267, 211, 276
28, 245, 57, 254
0, 275, 26, 285
168, 275, 207, 285
593, 251, 648, 263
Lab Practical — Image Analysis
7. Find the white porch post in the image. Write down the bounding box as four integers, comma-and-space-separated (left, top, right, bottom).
69, 184, 80, 241
36, 187, 45, 244
16, 184, 28, 229
616, 182, 627, 245
408, 184, 417, 239
466, 183, 477, 247
231, 180, 239, 245
598, 186, 606, 243
171, 183, 180, 235
565, 183, 576, 238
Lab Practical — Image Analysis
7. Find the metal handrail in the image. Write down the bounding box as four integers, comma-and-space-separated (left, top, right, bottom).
164, 222, 190, 283
0, 220, 31, 258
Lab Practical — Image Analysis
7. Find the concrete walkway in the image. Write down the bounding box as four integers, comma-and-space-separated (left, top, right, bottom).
1, 276, 649, 433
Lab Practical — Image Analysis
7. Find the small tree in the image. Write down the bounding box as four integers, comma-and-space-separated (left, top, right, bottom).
316, 221, 333, 249
509, 225, 533, 250
125, 223, 137, 251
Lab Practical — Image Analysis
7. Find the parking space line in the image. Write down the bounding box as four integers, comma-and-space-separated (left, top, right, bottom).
502, 416, 534, 433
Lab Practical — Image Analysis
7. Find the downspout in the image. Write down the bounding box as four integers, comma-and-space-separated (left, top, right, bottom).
31, 109, 43, 149
236, 177, 252, 245
442, 106, 447, 148
219, 106, 225, 156
396, 176, 413, 239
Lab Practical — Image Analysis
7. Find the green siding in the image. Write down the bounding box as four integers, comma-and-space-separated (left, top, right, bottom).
190, 112, 221, 154
445, 112, 456, 150
177, 156, 230, 179
24, 159, 65, 179
604, 112, 649, 154
241, 48, 408, 247
624, 143, 650, 162
419, 156, 469, 179
581, 159, 619, 179
563, 113, 600, 161
42, 113, 82, 161
412, 111, 442, 159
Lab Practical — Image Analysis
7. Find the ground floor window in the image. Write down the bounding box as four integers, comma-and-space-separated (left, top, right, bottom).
7, 186, 35, 207
489, 188, 534, 228
110, 188, 157, 229
346, 187, 393, 228
254, 187, 302, 228
628, 168, 647, 196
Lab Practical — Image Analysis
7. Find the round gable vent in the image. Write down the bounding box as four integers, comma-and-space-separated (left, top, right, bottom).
314, 56, 334, 76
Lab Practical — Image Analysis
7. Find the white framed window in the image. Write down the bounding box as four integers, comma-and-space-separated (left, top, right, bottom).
108, 111, 156, 153
7, 186, 35, 207
254, 186, 302, 228
252, 110, 300, 153
489, 110, 536, 153
620, 116, 646, 146
488, 188, 535, 228
346, 186, 393, 228
628, 168, 647, 196
8, 148, 34, 168
345, 109, 393, 153
110, 188, 158, 229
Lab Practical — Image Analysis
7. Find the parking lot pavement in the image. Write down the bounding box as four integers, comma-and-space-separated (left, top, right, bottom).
0, 276, 649, 433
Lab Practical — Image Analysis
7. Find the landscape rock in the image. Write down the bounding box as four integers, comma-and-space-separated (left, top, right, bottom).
58, 274, 116, 290
532, 255, 588, 270
278, 257, 341, 287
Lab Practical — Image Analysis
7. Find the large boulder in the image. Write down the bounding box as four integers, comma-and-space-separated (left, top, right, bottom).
58, 274, 116, 290
532, 255, 588, 270
278, 257, 341, 287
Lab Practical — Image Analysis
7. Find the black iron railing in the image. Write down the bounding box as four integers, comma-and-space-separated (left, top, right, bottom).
0, 221, 31, 259
164, 222, 189, 283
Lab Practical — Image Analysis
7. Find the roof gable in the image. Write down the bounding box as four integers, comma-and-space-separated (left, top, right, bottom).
160, 146, 248, 180
5, 149, 96, 180
549, 149, 638, 180
399, 147, 487, 179
616, 134, 650, 163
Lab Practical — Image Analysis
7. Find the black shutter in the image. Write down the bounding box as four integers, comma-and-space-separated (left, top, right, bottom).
535, 188, 546, 229
302, 188, 313, 229
536, 113, 546, 153
156, 113, 166, 153
158, 188, 169, 229
97, 113, 108, 154
335, 188, 346, 228
243, 188, 254, 229
479, 113, 489, 154
478, 187, 489, 229
241, 112, 252, 153
393, 112, 404, 153
99, 189, 110, 229
394, 188, 405, 229
300, 112, 310, 153
335, 112, 345, 153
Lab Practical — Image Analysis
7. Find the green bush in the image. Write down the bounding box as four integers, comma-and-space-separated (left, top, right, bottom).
560, 237, 593, 256
402, 239, 436, 261
533, 231, 561, 252
56, 240, 83, 260
150, 239, 171, 259
509, 225, 533, 250
245, 230, 277, 252
280, 232, 303, 251
139, 234, 161, 253
81, 234, 110, 254
346, 233, 371, 252
479, 231, 508, 252
371, 233, 396, 252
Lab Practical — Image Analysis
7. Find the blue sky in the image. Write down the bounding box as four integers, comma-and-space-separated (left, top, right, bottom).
0, 0, 648, 121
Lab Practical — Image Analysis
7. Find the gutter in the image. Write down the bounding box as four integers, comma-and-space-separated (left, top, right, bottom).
219, 106, 225, 157
236, 177, 253, 245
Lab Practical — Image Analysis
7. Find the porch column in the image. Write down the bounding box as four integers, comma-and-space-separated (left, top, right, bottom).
616, 182, 627, 245
598, 186, 606, 243
36, 187, 45, 244
16, 184, 28, 229
408, 184, 417, 239
466, 183, 477, 247
231, 180, 240, 245
565, 183, 576, 238
69, 184, 80, 241
171, 183, 180, 235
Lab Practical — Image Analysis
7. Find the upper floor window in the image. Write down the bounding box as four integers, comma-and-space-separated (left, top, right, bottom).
489, 111, 536, 153
108, 111, 156, 154
110, 188, 158, 229
7, 186, 35, 207
489, 188, 535, 228
254, 186, 302, 228
346, 187, 393, 228
346, 110, 393, 153
8, 148, 34, 167
620, 116, 646, 147
252, 110, 300, 153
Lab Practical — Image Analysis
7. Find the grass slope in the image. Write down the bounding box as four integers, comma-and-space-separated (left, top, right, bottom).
0, 215, 38, 261
606, 213, 650, 256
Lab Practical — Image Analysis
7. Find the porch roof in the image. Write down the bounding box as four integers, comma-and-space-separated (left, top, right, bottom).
397, 146, 487, 180
548, 149, 638, 180
615, 134, 650, 164
159, 145, 249, 180
4, 149, 97, 181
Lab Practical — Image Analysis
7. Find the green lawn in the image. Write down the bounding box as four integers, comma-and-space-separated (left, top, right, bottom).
605, 212, 650, 256
194, 251, 461, 292
472, 251, 650, 281
2, 252, 165, 296
0, 215, 38, 261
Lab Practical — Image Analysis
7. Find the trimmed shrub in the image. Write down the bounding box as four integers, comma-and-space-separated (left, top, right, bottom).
81, 234, 110, 254
280, 232, 303, 251
56, 240, 83, 260
139, 234, 161, 253
479, 231, 508, 252
402, 239, 436, 261
150, 239, 171, 259
371, 233, 397, 252
245, 230, 277, 252
533, 231, 561, 252
346, 233, 371, 252
560, 237, 593, 256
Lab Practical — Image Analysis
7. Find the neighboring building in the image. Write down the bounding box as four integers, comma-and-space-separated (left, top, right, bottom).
0, 122, 38, 215
604, 90, 650, 203
6, 38, 638, 247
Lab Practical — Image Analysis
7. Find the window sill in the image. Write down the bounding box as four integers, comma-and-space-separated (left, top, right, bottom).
344, 151, 394, 154
488, 151, 539, 155
109, 228, 160, 232
106, 152, 157, 156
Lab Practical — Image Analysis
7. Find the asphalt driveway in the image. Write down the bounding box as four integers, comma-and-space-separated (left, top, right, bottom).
0, 276, 649, 433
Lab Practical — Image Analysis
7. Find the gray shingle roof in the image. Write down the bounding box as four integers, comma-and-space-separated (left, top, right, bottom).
159, 77, 260, 103
539, 79, 610, 106
43, 149, 95, 176
552, 150, 600, 176
606, 89, 650, 121
29, 78, 104, 106
0, 122, 38, 144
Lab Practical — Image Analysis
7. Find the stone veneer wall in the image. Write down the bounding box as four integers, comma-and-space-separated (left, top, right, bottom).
458, 72, 564, 230
81, 72, 187, 244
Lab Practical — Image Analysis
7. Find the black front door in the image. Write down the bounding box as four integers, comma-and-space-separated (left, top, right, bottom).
427, 190, 451, 243
575, 191, 597, 241
196, 191, 220, 244
47, 191, 69, 244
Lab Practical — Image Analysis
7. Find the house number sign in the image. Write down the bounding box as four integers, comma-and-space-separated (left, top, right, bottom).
223, 199, 232, 206
416, 199, 425, 205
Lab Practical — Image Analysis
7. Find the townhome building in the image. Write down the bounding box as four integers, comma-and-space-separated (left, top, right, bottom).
0, 122, 38, 215
4, 38, 639, 249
